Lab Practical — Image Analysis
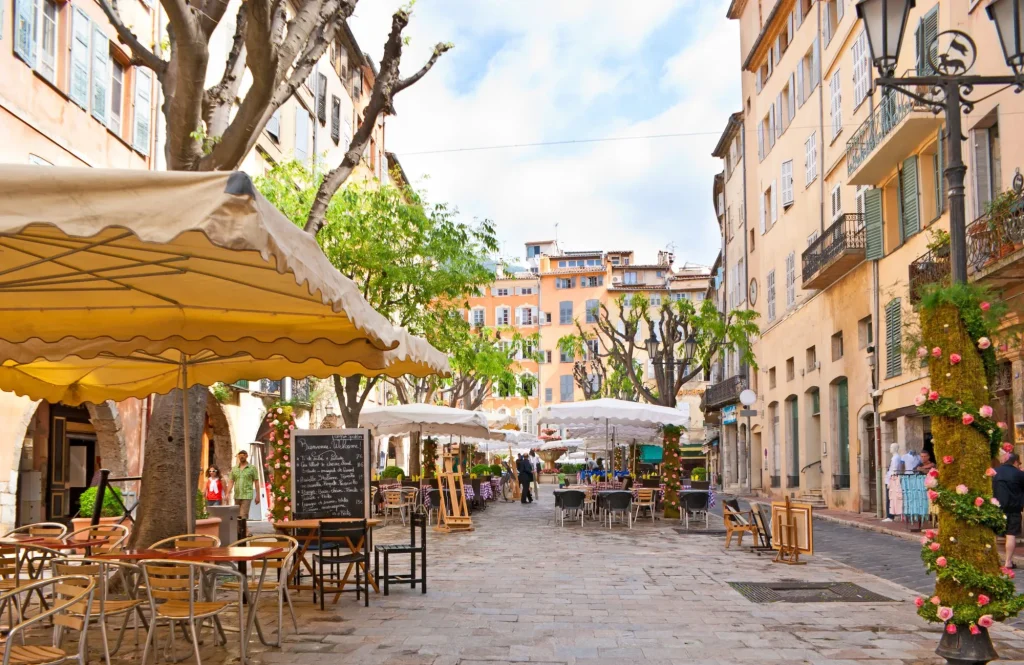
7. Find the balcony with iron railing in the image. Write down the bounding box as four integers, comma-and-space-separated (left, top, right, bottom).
704, 375, 746, 410
847, 84, 942, 186
801, 213, 866, 290
967, 190, 1024, 287
255, 378, 314, 404
908, 248, 950, 304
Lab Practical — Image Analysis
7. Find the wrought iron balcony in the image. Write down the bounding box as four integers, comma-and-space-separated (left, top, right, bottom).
801, 214, 866, 289
704, 375, 746, 410
967, 191, 1024, 287
846, 85, 941, 186
256, 378, 313, 404
908, 248, 950, 304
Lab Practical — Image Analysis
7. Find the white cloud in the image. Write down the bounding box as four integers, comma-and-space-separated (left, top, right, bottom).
349, 0, 739, 265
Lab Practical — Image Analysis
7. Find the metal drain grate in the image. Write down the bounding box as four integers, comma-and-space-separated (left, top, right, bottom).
729, 581, 895, 603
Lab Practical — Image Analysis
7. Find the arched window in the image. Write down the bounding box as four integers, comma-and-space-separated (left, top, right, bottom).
520, 407, 536, 435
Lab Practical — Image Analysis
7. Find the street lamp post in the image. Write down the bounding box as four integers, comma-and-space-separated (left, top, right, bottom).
856, 0, 1024, 286
856, 4, 1024, 661
645, 332, 698, 406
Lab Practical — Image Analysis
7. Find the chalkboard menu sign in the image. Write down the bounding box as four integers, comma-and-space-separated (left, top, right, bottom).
290, 428, 370, 520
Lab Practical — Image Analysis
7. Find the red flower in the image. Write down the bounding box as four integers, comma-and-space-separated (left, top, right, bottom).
946, 624, 958, 635
971, 625, 981, 635
914, 597, 925, 608
929, 391, 940, 401
1004, 443, 1015, 453
978, 594, 990, 606
943, 455, 954, 465
950, 353, 962, 365
981, 301, 991, 311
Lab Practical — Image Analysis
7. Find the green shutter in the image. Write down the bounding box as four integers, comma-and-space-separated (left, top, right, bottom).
885, 298, 902, 378
901, 156, 920, 239
865, 188, 884, 259
917, 7, 939, 74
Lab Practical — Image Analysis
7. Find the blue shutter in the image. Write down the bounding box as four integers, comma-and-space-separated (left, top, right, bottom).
70, 7, 91, 109
13, 0, 37, 65
560, 375, 574, 402
864, 188, 884, 260
133, 68, 152, 155
266, 108, 281, 141
91, 26, 109, 124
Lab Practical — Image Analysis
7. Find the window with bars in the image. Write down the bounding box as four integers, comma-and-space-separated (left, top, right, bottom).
885, 298, 902, 378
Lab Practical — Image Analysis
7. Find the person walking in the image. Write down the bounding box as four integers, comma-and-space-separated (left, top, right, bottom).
227, 450, 260, 519
204, 467, 224, 506
529, 449, 542, 495
994, 452, 1024, 569
516, 454, 533, 504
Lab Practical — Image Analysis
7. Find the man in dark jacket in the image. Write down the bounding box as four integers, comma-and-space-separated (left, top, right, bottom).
994, 453, 1024, 568
516, 454, 534, 504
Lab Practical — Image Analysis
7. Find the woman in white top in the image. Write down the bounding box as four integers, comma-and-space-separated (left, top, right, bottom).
883, 444, 902, 521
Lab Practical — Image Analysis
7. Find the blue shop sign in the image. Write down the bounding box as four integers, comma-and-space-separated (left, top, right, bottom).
722, 404, 737, 425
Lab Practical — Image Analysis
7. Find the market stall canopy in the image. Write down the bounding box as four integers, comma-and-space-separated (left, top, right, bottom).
539, 438, 583, 452
0, 166, 447, 371
359, 404, 491, 438
538, 399, 690, 428
566, 423, 689, 447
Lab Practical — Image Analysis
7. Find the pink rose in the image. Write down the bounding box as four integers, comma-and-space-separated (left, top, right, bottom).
981, 405, 994, 418
992, 497, 1002, 506
981, 301, 991, 311
1002, 567, 1016, 579
1005, 443, 1015, 452
979, 615, 994, 628
929, 391, 940, 401
915, 597, 925, 608
950, 353, 962, 365
928, 489, 940, 501
921, 536, 930, 545
925, 529, 937, 539
917, 346, 928, 358
929, 542, 941, 552
946, 624, 958, 635
956, 484, 969, 495
937, 606, 954, 621
914, 395, 926, 407
931, 596, 941, 605
921, 385, 930, 395
978, 337, 992, 349
936, 557, 948, 567
932, 347, 943, 358
978, 594, 990, 606
943, 455, 954, 465
963, 413, 975, 425
987, 468, 998, 477
925, 476, 938, 488
971, 624, 982, 635
928, 468, 939, 477
975, 497, 985, 507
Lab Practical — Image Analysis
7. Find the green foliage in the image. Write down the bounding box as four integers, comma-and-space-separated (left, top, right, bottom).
926, 227, 950, 253
195, 490, 209, 520
470, 464, 491, 476
690, 467, 708, 481
917, 396, 1004, 459
559, 463, 585, 474
488, 464, 502, 476
914, 282, 1007, 383
78, 486, 125, 518
381, 466, 405, 479
210, 383, 232, 404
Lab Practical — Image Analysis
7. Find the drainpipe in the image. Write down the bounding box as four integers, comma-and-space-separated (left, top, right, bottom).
817, 0, 825, 235
739, 117, 751, 492
872, 259, 884, 517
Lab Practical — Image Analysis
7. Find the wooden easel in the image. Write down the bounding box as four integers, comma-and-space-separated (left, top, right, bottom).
436, 449, 473, 533
774, 497, 806, 565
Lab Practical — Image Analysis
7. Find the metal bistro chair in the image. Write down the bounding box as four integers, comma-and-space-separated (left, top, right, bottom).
221, 535, 299, 646
312, 521, 370, 610
140, 560, 240, 665
4, 524, 68, 539
61, 525, 129, 556
374, 511, 427, 596
682, 491, 710, 529
149, 534, 220, 550
558, 490, 585, 527
605, 491, 633, 529
53, 558, 145, 665
0, 575, 95, 665
633, 488, 658, 523
382, 489, 409, 527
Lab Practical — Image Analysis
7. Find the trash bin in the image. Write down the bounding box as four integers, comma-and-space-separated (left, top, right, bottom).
207, 505, 240, 546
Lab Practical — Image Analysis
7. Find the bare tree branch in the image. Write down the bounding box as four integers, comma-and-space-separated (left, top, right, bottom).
394, 42, 452, 93
202, 4, 248, 137
97, 0, 165, 73
199, 0, 233, 39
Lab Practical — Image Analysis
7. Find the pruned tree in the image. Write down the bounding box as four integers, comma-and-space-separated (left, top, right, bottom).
563, 294, 759, 408
556, 332, 605, 400
101, 0, 449, 235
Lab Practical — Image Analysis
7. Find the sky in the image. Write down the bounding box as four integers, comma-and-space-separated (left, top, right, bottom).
349, 0, 740, 267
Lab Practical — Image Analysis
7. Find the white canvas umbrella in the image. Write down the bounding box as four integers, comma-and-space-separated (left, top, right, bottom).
359, 404, 490, 438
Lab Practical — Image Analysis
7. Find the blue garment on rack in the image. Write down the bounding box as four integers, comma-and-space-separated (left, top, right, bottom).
901, 474, 928, 518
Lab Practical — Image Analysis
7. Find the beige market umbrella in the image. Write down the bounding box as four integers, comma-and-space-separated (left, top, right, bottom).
0, 166, 450, 527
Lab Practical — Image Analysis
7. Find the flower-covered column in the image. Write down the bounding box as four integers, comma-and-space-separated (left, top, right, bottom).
422, 437, 438, 478
914, 288, 1024, 650
662, 424, 683, 519
263, 405, 296, 522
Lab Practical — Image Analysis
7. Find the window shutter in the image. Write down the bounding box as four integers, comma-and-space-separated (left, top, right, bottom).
917, 7, 939, 75
885, 298, 902, 378
14, 0, 37, 66
330, 95, 340, 144
901, 155, 920, 238
781, 160, 794, 206
836, 0, 844, 22
70, 8, 92, 109
972, 128, 992, 217
759, 193, 766, 234
316, 73, 327, 124
830, 71, 842, 138
811, 37, 821, 89
757, 123, 764, 161
864, 188, 884, 259
823, 7, 832, 44
787, 73, 796, 123
795, 1, 803, 25
91, 26, 109, 124
831, 185, 842, 223
770, 180, 778, 224
756, 70, 762, 93
787, 11, 795, 44
132, 68, 152, 155
768, 105, 776, 148
266, 108, 281, 140
797, 61, 805, 107
776, 93, 783, 137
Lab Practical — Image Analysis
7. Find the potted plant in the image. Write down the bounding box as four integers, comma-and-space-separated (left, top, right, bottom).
193, 490, 223, 538
72, 486, 130, 539
927, 228, 951, 258
690, 466, 711, 490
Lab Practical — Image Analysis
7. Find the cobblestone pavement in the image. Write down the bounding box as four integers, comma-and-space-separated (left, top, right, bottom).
94, 487, 1024, 664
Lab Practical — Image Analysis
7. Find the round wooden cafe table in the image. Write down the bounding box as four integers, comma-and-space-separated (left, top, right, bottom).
273, 518, 382, 596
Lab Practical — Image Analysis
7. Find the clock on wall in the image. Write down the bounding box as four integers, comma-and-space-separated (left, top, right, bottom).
749, 278, 758, 305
